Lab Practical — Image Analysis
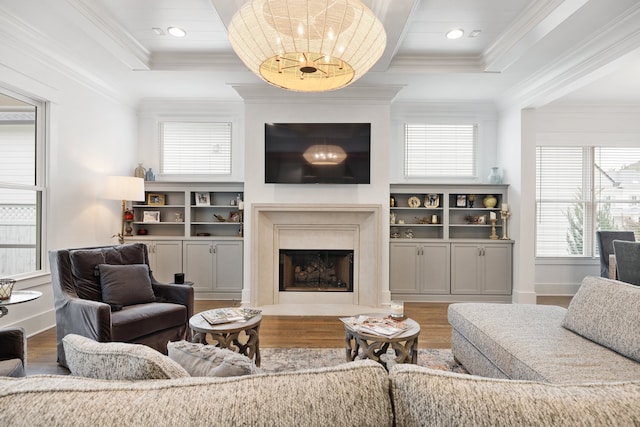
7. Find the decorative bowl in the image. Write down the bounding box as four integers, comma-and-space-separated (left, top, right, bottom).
0, 279, 15, 300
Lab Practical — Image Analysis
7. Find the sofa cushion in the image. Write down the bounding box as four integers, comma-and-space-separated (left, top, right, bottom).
448, 302, 640, 383
0, 361, 392, 427
390, 364, 640, 426
167, 340, 258, 377
68, 244, 147, 301
110, 303, 187, 342
98, 263, 156, 307
562, 275, 640, 362
0, 359, 24, 378
62, 334, 189, 380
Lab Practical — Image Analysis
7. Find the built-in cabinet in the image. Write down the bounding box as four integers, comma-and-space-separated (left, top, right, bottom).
126, 182, 244, 297
390, 184, 513, 301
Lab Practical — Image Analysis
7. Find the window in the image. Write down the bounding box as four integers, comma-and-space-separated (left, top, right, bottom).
536, 146, 640, 257
0, 91, 44, 277
404, 124, 477, 178
160, 121, 232, 175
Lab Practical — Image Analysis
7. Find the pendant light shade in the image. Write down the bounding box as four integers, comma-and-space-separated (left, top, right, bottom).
228, 0, 387, 92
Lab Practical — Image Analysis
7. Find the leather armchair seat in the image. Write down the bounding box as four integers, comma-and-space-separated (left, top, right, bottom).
49, 243, 194, 368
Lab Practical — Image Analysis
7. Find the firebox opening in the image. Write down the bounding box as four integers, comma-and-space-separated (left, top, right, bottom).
279, 249, 354, 292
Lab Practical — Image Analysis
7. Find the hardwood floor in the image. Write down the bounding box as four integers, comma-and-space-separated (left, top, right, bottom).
25, 297, 572, 375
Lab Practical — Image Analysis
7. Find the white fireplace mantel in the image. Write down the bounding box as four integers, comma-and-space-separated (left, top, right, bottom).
250, 203, 383, 309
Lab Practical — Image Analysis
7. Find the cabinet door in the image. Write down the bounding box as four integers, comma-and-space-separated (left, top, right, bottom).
183, 241, 214, 292
151, 241, 183, 283
450, 244, 482, 294
420, 244, 450, 294
135, 241, 182, 284
389, 243, 420, 293
212, 241, 243, 292
482, 244, 512, 294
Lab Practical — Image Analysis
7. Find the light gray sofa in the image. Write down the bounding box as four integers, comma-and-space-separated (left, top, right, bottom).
449, 275, 640, 383
1, 362, 639, 426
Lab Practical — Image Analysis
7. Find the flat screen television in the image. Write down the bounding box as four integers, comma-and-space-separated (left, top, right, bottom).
265, 123, 371, 184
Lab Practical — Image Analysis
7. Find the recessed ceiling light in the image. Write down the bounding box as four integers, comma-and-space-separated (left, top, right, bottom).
468, 30, 482, 38
167, 27, 186, 38
445, 29, 464, 40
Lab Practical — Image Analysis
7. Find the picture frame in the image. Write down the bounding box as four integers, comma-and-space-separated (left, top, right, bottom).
143, 211, 160, 223
456, 195, 467, 207
425, 194, 440, 208
195, 192, 210, 206
147, 193, 165, 206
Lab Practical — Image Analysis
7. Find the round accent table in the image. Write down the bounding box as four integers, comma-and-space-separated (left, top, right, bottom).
189, 312, 262, 367
344, 314, 420, 370
0, 290, 42, 318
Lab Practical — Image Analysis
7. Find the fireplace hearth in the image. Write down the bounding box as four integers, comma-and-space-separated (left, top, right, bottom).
279, 249, 354, 292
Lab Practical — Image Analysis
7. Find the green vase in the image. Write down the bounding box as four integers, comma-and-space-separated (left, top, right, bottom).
483, 195, 497, 208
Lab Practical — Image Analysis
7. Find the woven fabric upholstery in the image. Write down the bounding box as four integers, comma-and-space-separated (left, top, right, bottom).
390, 364, 640, 427
562, 275, 640, 362
0, 361, 392, 427
62, 334, 189, 380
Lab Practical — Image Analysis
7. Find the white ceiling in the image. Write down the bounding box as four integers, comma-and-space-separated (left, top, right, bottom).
4, 0, 640, 107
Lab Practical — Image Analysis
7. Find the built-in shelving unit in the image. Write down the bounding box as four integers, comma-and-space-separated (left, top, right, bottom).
389, 184, 513, 301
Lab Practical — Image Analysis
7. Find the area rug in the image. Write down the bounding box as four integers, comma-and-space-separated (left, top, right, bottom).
257, 347, 467, 374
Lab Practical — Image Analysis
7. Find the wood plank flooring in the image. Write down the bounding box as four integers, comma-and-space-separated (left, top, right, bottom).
25, 297, 571, 375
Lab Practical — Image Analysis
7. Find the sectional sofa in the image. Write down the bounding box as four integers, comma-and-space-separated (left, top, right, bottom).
449, 275, 640, 383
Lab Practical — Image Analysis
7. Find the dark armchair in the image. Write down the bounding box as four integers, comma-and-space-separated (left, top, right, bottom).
613, 240, 640, 286
49, 243, 194, 368
596, 231, 636, 279
0, 327, 26, 377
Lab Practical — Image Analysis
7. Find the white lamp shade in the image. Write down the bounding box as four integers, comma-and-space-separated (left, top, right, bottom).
105, 176, 145, 201
228, 0, 386, 92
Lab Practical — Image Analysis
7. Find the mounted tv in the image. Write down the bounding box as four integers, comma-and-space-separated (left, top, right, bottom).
265, 123, 371, 184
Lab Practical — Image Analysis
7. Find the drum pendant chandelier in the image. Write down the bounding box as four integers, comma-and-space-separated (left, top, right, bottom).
228, 0, 387, 92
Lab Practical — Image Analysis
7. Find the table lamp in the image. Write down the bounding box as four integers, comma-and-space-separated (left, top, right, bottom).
105, 176, 145, 244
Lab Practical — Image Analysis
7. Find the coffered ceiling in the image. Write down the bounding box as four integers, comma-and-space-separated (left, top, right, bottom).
3, 0, 640, 107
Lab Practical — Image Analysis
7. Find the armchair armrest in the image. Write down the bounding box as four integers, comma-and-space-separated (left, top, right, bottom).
57, 297, 113, 342
152, 282, 194, 319
0, 327, 25, 362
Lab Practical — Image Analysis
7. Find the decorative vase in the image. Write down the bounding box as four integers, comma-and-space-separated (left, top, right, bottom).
145, 168, 155, 181
483, 195, 497, 208
488, 167, 502, 184
134, 163, 146, 179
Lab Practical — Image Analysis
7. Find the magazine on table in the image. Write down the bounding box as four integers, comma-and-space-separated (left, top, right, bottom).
339, 315, 409, 338
201, 307, 262, 325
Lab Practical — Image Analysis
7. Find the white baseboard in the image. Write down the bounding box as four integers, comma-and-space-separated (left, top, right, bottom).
535, 282, 581, 296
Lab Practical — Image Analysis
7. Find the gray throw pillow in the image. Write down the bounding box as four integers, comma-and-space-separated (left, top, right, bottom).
167, 340, 258, 377
98, 263, 156, 306
562, 275, 640, 362
62, 334, 189, 380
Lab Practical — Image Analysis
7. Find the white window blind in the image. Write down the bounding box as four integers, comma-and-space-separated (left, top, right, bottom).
536, 146, 640, 257
161, 122, 232, 175
404, 124, 477, 178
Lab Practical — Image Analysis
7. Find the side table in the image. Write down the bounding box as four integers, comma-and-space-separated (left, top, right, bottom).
189, 312, 262, 367
0, 290, 42, 318
344, 314, 420, 370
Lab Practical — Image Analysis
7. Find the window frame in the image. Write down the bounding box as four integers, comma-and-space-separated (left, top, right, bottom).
0, 87, 47, 279
535, 145, 640, 259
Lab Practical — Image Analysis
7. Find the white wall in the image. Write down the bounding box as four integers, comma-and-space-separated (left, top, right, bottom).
0, 33, 138, 336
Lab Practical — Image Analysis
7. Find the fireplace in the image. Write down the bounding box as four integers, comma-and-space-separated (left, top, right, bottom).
279, 249, 354, 292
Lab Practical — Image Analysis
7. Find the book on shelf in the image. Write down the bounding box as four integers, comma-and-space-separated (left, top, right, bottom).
200, 307, 261, 325
340, 315, 409, 338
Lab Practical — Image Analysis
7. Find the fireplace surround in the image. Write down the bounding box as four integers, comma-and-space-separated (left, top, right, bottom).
250, 204, 383, 308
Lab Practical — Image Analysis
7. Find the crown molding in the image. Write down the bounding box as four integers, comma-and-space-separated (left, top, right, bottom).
497, 3, 640, 111
64, 0, 151, 70
231, 84, 404, 103
483, 0, 588, 72
150, 52, 245, 71
388, 54, 486, 73
0, 4, 133, 107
